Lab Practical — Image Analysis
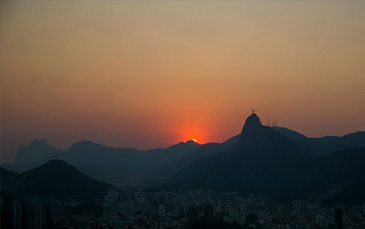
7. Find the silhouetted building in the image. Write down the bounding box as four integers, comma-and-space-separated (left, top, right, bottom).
204, 203, 214, 223
188, 205, 200, 227
246, 213, 258, 224
328, 222, 337, 229
247, 197, 257, 210
266, 203, 278, 214
9, 200, 22, 229
83, 209, 90, 217
48, 201, 58, 220
281, 203, 293, 215
0, 199, 5, 211
335, 204, 345, 212
335, 208, 343, 229
27, 201, 42, 229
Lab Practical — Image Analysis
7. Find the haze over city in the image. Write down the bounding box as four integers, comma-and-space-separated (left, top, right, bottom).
1, 1, 365, 163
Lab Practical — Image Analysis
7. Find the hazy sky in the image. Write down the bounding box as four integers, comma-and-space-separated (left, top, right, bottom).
1, 1, 365, 163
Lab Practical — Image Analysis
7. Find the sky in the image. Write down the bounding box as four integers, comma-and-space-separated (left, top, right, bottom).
1, 1, 365, 164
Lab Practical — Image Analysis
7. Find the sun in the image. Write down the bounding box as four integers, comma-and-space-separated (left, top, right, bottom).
191, 139, 197, 143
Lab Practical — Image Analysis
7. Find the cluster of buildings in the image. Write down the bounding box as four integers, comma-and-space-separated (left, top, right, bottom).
1, 196, 68, 229
2, 189, 365, 229
107, 189, 365, 229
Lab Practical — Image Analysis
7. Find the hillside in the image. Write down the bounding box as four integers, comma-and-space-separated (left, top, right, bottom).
1, 160, 115, 201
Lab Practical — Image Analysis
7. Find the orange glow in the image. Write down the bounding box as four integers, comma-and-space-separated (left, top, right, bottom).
1, 1, 365, 164
191, 139, 197, 143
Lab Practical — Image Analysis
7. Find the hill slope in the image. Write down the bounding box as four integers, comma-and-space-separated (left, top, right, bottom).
1, 160, 115, 201
169, 113, 365, 200
273, 127, 365, 156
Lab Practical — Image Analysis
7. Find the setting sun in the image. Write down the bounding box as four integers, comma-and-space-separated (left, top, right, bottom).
191, 139, 197, 143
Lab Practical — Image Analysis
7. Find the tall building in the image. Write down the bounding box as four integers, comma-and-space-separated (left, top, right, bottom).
0, 199, 5, 211
188, 205, 200, 228
9, 200, 22, 229
27, 200, 42, 229
334, 208, 343, 229
266, 203, 278, 214
204, 203, 214, 223
281, 203, 293, 215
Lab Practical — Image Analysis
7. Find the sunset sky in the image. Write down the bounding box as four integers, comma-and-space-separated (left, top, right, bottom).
1, 1, 365, 163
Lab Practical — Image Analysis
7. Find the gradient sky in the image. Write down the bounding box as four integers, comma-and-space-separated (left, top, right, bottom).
1, 1, 365, 163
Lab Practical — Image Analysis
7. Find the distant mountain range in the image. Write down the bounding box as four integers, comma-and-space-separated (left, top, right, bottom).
13, 139, 60, 165
2, 112, 365, 204
2, 139, 200, 185
168, 113, 365, 203
0, 160, 114, 201
272, 127, 365, 156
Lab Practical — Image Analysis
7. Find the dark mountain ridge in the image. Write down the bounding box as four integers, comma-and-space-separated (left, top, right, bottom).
4, 115, 365, 188
0, 160, 114, 201
4, 139, 200, 185
49, 139, 200, 185
273, 127, 365, 156
238, 113, 306, 158
157, 135, 241, 178
13, 139, 60, 165
168, 113, 365, 202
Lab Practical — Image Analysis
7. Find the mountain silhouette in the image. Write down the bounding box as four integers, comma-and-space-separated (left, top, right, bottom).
168, 112, 365, 201
151, 135, 241, 181
273, 127, 365, 156
47, 140, 200, 184
4, 139, 201, 185
238, 112, 305, 157
13, 139, 60, 165
0, 160, 114, 201
271, 127, 307, 142
5, 116, 365, 188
